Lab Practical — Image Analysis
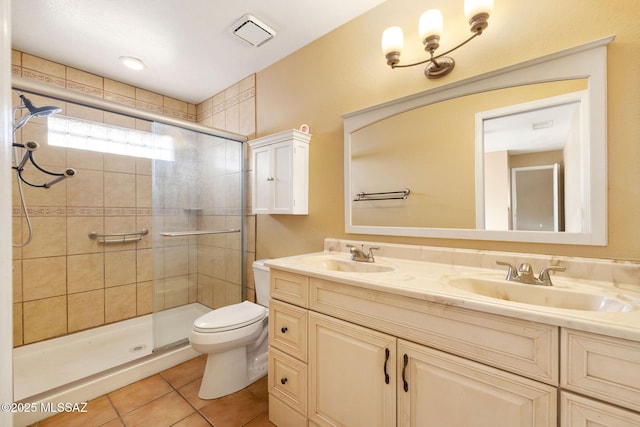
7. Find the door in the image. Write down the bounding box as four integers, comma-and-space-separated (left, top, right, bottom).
512, 164, 563, 231
309, 312, 396, 427
398, 339, 557, 427
272, 141, 293, 213
252, 144, 272, 214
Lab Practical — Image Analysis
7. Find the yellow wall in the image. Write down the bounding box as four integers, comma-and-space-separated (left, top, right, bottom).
255, 0, 640, 261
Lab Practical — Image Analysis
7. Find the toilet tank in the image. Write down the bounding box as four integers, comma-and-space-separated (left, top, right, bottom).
252, 259, 270, 307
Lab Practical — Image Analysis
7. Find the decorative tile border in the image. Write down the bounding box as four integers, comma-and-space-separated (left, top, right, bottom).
66, 207, 105, 216
66, 81, 104, 99
103, 92, 136, 108
20, 69, 65, 88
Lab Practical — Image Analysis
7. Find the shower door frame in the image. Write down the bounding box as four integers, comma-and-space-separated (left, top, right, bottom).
12, 77, 246, 143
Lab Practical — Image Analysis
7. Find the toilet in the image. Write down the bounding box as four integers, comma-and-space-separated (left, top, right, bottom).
189, 259, 270, 399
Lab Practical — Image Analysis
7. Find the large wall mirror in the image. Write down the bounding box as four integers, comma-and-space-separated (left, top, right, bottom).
343, 36, 613, 245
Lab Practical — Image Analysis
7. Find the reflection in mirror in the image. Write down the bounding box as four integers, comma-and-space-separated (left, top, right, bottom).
344, 36, 612, 245
351, 80, 587, 231
477, 89, 587, 233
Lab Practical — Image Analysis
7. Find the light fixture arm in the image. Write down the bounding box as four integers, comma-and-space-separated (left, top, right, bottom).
389, 30, 481, 69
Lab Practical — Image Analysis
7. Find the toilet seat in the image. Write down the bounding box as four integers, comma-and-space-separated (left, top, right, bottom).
193, 301, 267, 333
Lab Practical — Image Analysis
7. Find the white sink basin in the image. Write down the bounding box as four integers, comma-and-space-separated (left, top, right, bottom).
446, 276, 635, 312
300, 255, 395, 273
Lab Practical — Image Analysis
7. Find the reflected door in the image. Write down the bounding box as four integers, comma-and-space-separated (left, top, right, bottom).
511, 164, 562, 231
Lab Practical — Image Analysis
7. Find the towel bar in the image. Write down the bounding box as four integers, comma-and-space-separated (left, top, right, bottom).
88, 229, 149, 244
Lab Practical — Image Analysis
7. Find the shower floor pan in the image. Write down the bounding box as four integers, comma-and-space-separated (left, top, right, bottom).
13, 303, 209, 401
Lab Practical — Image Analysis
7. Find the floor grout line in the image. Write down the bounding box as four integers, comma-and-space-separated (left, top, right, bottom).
33, 361, 271, 427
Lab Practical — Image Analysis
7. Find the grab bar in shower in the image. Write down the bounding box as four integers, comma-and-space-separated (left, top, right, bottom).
353, 188, 410, 201
160, 229, 240, 237
89, 229, 149, 244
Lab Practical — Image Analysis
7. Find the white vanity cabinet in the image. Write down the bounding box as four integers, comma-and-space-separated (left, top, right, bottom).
398, 339, 556, 427
560, 329, 640, 426
268, 268, 560, 427
268, 270, 310, 427
308, 312, 396, 427
249, 129, 311, 215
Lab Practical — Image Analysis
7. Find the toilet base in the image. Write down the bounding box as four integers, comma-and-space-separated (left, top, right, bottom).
198, 346, 268, 399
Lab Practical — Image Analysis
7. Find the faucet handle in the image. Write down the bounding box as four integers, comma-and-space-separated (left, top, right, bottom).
367, 246, 379, 262
538, 265, 566, 285
496, 261, 519, 281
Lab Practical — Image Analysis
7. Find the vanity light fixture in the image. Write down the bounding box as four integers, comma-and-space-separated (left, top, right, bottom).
119, 56, 145, 71
381, 0, 493, 79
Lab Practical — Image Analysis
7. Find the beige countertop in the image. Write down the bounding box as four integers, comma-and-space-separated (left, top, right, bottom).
266, 250, 640, 342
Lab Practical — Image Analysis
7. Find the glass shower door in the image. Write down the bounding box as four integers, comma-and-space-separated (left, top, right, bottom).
151, 123, 244, 350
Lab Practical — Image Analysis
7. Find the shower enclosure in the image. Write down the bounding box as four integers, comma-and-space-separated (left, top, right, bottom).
10, 79, 246, 405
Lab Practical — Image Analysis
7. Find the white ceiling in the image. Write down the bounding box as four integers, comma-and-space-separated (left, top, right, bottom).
11, 0, 386, 104
483, 102, 581, 155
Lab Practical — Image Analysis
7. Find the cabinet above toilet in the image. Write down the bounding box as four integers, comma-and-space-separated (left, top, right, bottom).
249, 129, 311, 215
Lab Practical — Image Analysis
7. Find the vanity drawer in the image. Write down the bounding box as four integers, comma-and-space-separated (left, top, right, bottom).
269, 347, 308, 416
561, 391, 640, 426
561, 329, 640, 412
269, 395, 308, 427
310, 277, 559, 385
271, 268, 309, 308
270, 299, 308, 362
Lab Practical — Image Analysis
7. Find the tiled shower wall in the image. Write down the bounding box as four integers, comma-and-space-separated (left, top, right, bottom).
11, 51, 256, 347
194, 73, 258, 304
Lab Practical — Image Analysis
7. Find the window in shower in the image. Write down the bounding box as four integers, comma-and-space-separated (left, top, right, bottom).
48, 115, 175, 160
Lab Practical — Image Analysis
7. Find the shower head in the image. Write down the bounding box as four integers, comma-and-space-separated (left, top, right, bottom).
12, 94, 62, 132
20, 94, 62, 117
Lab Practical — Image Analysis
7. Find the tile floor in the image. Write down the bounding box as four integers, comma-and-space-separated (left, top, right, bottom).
30, 355, 275, 427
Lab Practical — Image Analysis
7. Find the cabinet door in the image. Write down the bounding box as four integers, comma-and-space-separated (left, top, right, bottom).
272, 141, 293, 213
398, 339, 557, 427
309, 312, 396, 427
252, 145, 273, 213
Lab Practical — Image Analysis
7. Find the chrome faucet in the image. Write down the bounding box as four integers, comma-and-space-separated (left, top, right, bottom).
347, 244, 379, 263
496, 261, 566, 286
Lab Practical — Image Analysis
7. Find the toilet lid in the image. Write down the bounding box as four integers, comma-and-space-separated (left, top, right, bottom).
194, 301, 267, 333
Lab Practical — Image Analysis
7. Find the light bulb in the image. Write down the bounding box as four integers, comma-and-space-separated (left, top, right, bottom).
464, 0, 494, 21
381, 26, 404, 56
419, 9, 443, 42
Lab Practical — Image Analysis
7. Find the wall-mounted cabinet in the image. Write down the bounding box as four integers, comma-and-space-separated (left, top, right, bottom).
249, 129, 311, 215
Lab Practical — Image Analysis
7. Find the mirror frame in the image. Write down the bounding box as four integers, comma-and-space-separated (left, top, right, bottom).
343, 36, 614, 245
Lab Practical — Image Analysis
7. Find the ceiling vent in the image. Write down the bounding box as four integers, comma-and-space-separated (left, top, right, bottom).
232, 14, 276, 47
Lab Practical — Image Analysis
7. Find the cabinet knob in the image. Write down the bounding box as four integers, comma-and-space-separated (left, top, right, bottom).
281, 326, 288, 333
267, 177, 275, 181
280, 377, 288, 385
